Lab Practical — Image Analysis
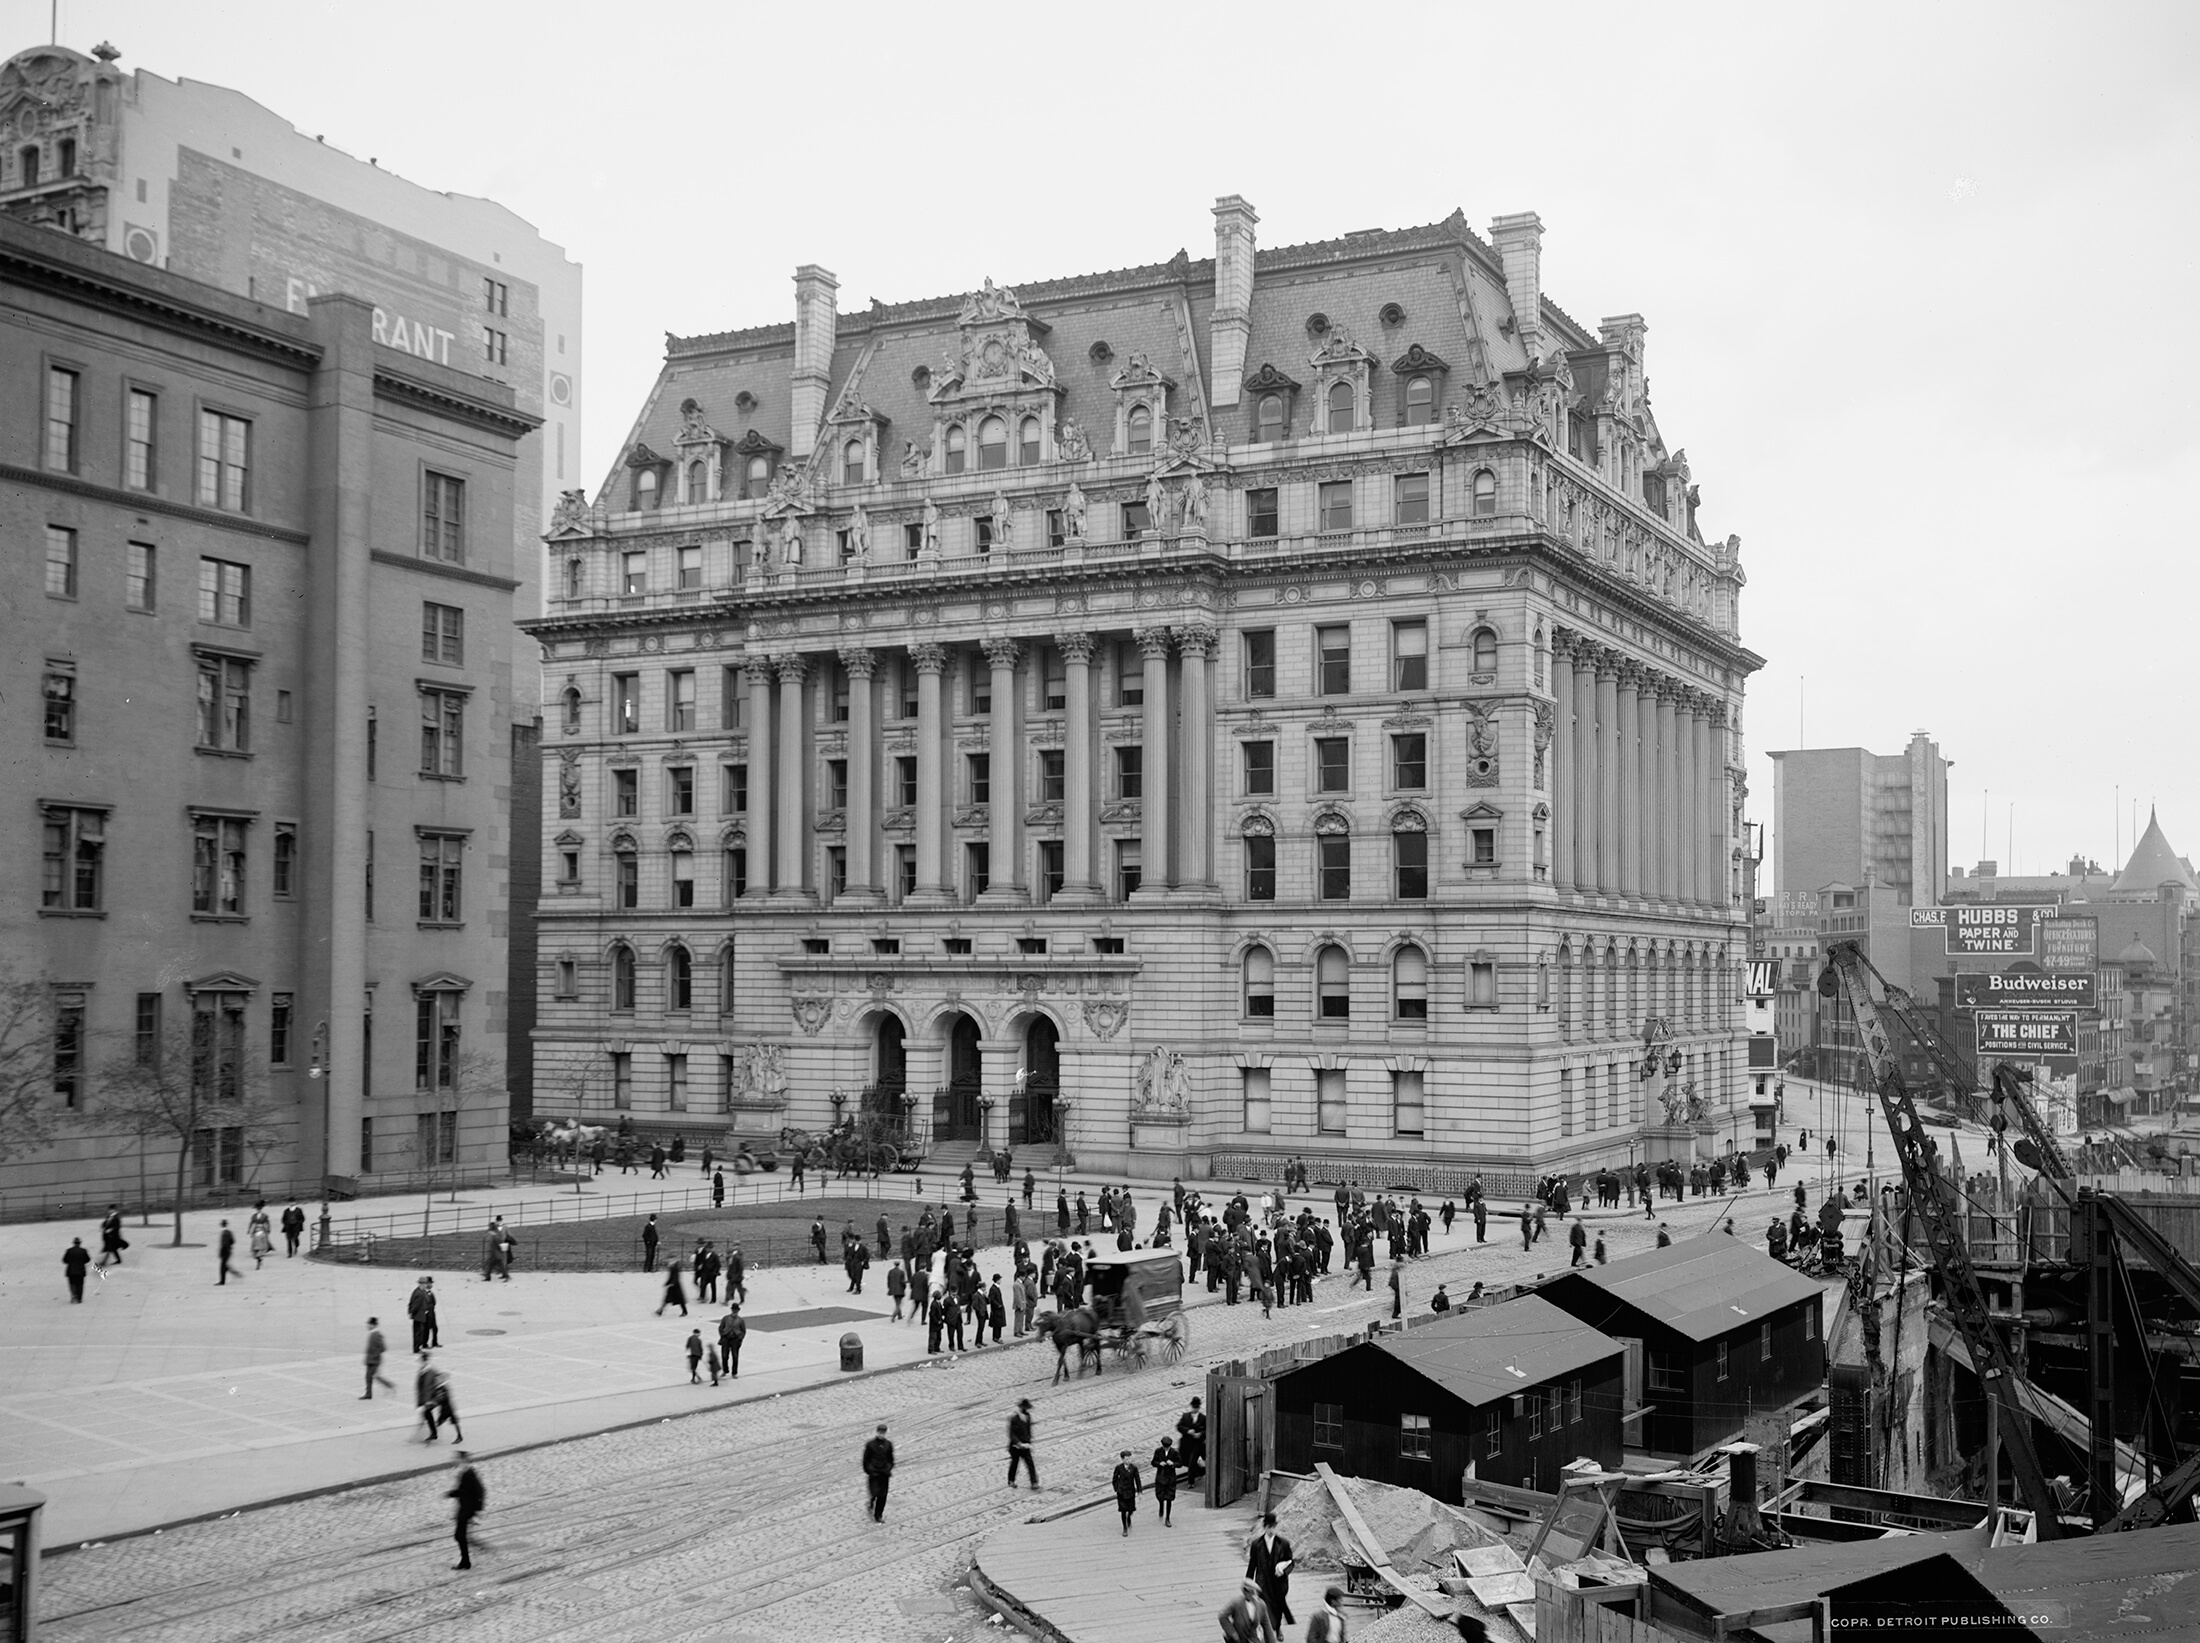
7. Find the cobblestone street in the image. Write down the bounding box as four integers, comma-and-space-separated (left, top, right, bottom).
36, 1182, 1777, 1642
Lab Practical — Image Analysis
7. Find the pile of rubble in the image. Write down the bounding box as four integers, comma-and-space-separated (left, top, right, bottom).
1269, 1474, 1508, 1576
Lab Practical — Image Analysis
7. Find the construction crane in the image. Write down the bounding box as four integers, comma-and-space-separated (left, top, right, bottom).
1817, 940, 2070, 1537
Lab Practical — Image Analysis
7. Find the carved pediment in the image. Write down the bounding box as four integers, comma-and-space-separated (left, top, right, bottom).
1024, 802, 1065, 827
1459, 801, 1504, 822
410, 970, 474, 995
881, 807, 915, 833
625, 442, 668, 470
729, 429, 785, 458
1097, 800, 1143, 824
1243, 362, 1301, 395
184, 970, 261, 995
1309, 330, 1374, 369
673, 400, 723, 448
1110, 352, 1176, 394
1390, 343, 1451, 376
547, 490, 595, 540
952, 805, 988, 828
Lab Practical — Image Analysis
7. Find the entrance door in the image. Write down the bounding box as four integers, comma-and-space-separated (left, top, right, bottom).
938, 1014, 982, 1140
1018, 1016, 1061, 1145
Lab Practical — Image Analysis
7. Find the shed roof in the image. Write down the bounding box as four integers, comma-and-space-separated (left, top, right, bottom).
1539, 1238, 1826, 1344
1367, 1294, 1622, 1407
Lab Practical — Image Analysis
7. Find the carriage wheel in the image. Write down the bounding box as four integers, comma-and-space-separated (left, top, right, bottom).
1128, 1335, 1150, 1370
1158, 1313, 1190, 1363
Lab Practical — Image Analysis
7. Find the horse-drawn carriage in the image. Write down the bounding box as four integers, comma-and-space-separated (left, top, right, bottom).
1088, 1249, 1191, 1369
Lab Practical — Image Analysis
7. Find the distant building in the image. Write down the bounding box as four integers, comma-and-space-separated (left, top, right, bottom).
1270, 1295, 1624, 1497
3, 216, 538, 1208
1537, 1237, 1825, 1459
1768, 733, 1949, 907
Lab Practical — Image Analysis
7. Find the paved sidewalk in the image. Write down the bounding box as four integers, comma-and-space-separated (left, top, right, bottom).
980, 1498, 1259, 1643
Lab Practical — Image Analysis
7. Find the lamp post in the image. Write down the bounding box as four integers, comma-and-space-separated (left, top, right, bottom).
305, 1021, 333, 1248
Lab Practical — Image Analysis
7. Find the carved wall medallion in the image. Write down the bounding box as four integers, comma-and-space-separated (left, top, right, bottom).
1083, 999, 1129, 1039
791, 997, 832, 1036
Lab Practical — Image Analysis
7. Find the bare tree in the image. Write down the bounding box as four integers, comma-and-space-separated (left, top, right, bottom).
419, 1047, 506, 1205
96, 1012, 271, 1246
0, 976, 63, 1166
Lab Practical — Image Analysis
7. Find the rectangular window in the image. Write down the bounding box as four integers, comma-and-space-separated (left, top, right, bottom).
1041, 646, 1067, 710
1243, 630, 1276, 698
272, 823, 297, 897
720, 666, 744, 729
615, 851, 638, 908
1473, 827, 1496, 865
896, 844, 916, 900
558, 848, 580, 885
827, 846, 847, 897
1392, 620, 1428, 691
1039, 750, 1065, 802
1116, 841, 1143, 900
45, 366, 79, 471
1394, 471, 1431, 525
668, 766, 695, 815
359, 1117, 375, 1173
1243, 740, 1275, 795
975, 515, 994, 554
126, 541, 156, 611
1039, 840, 1065, 900
623, 552, 647, 595
1394, 1069, 1425, 1137
965, 842, 990, 900
270, 992, 293, 1067
1395, 830, 1429, 900
41, 805, 104, 912
44, 525, 78, 599
1245, 833, 1276, 901
1091, 936, 1126, 954
276, 691, 292, 723
419, 690, 465, 777
1312, 1401, 1343, 1450
667, 1052, 689, 1111
126, 388, 157, 489
1116, 745, 1142, 800
895, 755, 917, 807
483, 327, 508, 365
1527, 1394, 1543, 1440
1317, 625, 1351, 695
196, 410, 251, 511
827, 758, 848, 810
1392, 733, 1426, 789
47, 993, 83, 1107
1320, 836, 1351, 901
1486, 1410, 1503, 1459
1243, 1067, 1273, 1133
677, 544, 702, 590
1122, 500, 1152, 536
42, 663, 75, 744
1117, 642, 1144, 707
1045, 509, 1066, 549
421, 602, 464, 665
725, 763, 748, 813
198, 557, 250, 626
1318, 480, 1353, 531
1247, 487, 1279, 538
1717, 1340, 1729, 1382
418, 833, 464, 922
830, 664, 850, 723
191, 813, 248, 916
968, 752, 991, 805
1317, 1068, 1348, 1132
484, 278, 508, 316
1315, 737, 1350, 793
367, 710, 377, 781
365, 831, 375, 920
416, 991, 462, 1090
423, 473, 466, 561
726, 847, 749, 901
555, 959, 578, 999
904, 521, 924, 560
134, 992, 162, 1065
614, 768, 639, 816
196, 655, 251, 752
667, 669, 696, 732
1470, 960, 1498, 1007
613, 674, 640, 735
610, 1051, 634, 1109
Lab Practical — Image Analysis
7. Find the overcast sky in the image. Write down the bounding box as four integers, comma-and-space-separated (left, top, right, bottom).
26, 0, 2200, 888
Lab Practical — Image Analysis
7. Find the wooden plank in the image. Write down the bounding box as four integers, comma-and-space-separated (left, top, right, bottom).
1314, 1461, 1454, 1620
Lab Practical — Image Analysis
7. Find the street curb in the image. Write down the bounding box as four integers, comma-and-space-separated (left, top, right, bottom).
966, 1558, 1075, 1643
37, 1330, 1038, 1561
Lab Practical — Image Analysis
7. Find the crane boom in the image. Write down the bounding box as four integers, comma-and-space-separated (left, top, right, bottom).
1819, 940, 2067, 1537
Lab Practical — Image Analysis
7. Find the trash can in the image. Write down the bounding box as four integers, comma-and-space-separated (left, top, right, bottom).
840, 1332, 863, 1372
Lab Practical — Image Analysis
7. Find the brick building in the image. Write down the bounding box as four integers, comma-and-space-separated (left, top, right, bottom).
1768, 733, 1949, 908
528, 200, 1759, 1181
3, 215, 538, 1208
0, 38, 583, 1121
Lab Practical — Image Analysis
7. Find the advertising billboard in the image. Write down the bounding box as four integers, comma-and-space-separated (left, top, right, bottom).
1955, 972, 2096, 1010
2042, 915, 2098, 974
1909, 904, 2053, 956
1974, 1010, 2080, 1057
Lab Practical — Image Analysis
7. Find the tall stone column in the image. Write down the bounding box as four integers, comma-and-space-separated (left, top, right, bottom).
1615, 663, 1640, 899
1677, 691, 1700, 905
774, 654, 811, 897
1596, 653, 1619, 897
1656, 682, 1679, 905
1573, 644, 1598, 898
1056, 633, 1099, 902
911, 642, 948, 901
1136, 626, 1174, 893
1551, 632, 1576, 892
837, 646, 879, 900
744, 655, 776, 896
1175, 626, 1217, 890
982, 637, 1024, 900
1697, 703, 1720, 908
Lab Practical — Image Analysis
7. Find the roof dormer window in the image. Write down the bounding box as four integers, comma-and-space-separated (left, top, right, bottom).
978, 415, 1008, 470
944, 424, 968, 474
1127, 404, 1152, 456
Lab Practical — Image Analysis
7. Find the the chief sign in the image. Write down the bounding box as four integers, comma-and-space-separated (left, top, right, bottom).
1974, 1009, 2079, 1057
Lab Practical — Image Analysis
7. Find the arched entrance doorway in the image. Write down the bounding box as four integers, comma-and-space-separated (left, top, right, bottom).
1014, 1016, 1060, 1145
870, 1015, 907, 1100
933, 1012, 982, 1141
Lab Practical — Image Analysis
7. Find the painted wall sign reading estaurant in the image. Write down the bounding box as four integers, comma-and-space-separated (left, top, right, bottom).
284, 277, 457, 365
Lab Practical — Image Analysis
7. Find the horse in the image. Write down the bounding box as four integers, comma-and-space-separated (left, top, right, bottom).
1036, 1307, 1102, 1384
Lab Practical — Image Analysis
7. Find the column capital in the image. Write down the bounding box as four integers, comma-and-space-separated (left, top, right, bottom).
773, 652, 809, 684
1134, 626, 1173, 659
1706, 699, 1730, 729
982, 636, 1024, 671
1551, 626, 1581, 660
742, 654, 777, 684
1054, 631, 1099, 663
1173, 624, 1219, 660
1614, 659, 1647, 691
1593, 649, 1622, 682
837, 645, 877, 678
910, 642, 949, 675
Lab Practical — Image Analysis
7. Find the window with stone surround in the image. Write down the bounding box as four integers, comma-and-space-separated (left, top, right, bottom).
1244, 945, 1275, 1014
1394, 824, 1429, 899
1243, 1067, 1273, 1133
1393, 1070, 1425, 1136
1317, 946, 1350, 1020
944, 424, 967, 474
1394, 947, 1428, 1021
1244, 823, 1276, 903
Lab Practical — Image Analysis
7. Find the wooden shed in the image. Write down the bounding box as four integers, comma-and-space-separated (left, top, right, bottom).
1271, 1295, 1625, 1500
1537, 1237, 1827, 1459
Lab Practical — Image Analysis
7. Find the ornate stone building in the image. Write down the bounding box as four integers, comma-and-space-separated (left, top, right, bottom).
528, 201, 1761, 1183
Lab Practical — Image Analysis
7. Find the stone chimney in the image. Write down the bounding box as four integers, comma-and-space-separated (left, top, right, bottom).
1208, 195, 1259, 408
790, 264, 838, 459
1489, 212, 1545, 361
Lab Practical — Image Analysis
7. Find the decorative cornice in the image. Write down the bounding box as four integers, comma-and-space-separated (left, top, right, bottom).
0, 463, 309, 545
369, 549, 521, 592
374, 367, 541, 439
